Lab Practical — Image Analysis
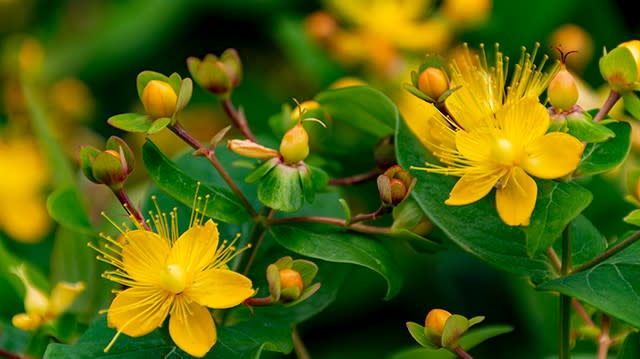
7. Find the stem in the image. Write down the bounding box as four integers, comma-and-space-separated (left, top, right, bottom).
244, 296, 273, 306
113, 187, 150, 231
597, 315, 612, 359
328, 167, 383, 186
222, 97, 256, 141
547, 247, 562, 274
559, 228, 572, 359
292, 326, 311, 359
453, 346, 473, 359
574, 230, 640, 273
169, 122, 257, 217
572, 298, 595, 328
0, 348, 22, 359
270, 216, 393, 236
241, 208, 274, 275
593, 90, 620, 122
349, 205, 390, 225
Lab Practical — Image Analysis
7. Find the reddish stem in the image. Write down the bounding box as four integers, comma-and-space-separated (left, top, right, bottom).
222, 97, 256, 141
270, 216, 393, 235
453, 346, 473, 359
114, 187, 150, 231
597, 315, 612, 359
349, 205, 390, 225
593, 90, 620, 122
328, 167, 383, 186
572, 298, 595, 327
0, 349, 22, 359
245, 296, 273, 306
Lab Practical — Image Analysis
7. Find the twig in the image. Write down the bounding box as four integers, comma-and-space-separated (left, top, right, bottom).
270, 216, 393, 236
597, 315, 612, 359
328, 167, 383, 186
547, 247, 562, 274
169, 122, 257, 217
222, 97, 256, 141
292, 326, 311, 359
572, 298, 595, 328
453, 346, 473, 359
349, 205, 390, 225
593, 90, 620, 122
113, 187, 150, 231
573, 230, 640, 273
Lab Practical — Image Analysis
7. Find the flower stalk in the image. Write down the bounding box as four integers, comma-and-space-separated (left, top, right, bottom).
113, 187, 150, 231
222, 97, 256, 141
593, 90, 621, 122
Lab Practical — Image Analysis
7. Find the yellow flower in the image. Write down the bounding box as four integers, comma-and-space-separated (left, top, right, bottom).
412, 44, 584, 226
11, 265, 85, 331
92, 198, 255, 357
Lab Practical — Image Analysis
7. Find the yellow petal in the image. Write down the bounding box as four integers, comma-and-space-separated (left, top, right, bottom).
168, 219, 219, 275
496, 98, 549, 146
455, 128, 495, 162
49, 281, 85, 315
495, 168, 537, 226
12, 313, 43, 331
445, 171, 503, 206
107, 287, 171, 337
121, 230, 169, 285
169, 297, 216, 358
186, 269, 254, 309
523, 132, 585, 179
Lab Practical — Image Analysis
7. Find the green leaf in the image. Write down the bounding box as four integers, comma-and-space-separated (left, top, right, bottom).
567, 215, 607, 266
523, 181, 592, 257
406, 322, 437, 349
625, 209, 640, 227
389, 325, 513, 359
395, 116, 551, 282
576, 121, 631, 176
107, 113, 152, 133
538, 237, 640, 328
315, 86, 397, 138
441, 315, 469, 349
565, 112, 615, 143
257, 164, 303, 212
175, 78, 193, 113
147, 117, 171, 134
168, 72, 182, 94
618, 332, 640, 359
270, 224, 403, 299
136, 70, 170, 100
142, 140, 250, 223
623, 92, 640, 120
46, 187, 93, 235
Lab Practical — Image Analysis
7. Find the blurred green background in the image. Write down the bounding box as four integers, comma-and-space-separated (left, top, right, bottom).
1, 0, 639, 358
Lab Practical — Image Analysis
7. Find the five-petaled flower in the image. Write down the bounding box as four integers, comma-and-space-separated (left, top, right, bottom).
92, 197, 255, 357
413, 44, 585, 226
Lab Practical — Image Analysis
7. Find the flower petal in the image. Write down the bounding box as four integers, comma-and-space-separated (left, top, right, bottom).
168, 219, 218, 275
455, 128, 495, 163
522, 132, 584, 179
121, 230, 169, 285
107, 287, 171, 337
495, 167, 537, 226
49, 281, 85, 315
445, 170, 503, 206
496, 97, 549, 146
186, 269, 254, 309
169, 297, 216, 358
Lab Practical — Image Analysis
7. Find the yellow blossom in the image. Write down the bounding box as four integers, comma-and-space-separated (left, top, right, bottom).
412, 44, 584, 226
92, 196, 255, 357
11, 265, 85, 331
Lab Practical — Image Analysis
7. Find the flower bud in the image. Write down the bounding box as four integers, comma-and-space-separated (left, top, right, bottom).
417, 67, 449, 101
187, 49, 242, 96
227, 139, 280, 159
11, 265, 49, 317
548, 65, 579, 112
377, 165, 415, 206
279, 268, 304, 302
142, 80, 178, 118
425, 309, 451, 334
600, 42, 639, 92
80, 136, 134, 190
618, 40, 640, 82
280, 122, 310, 164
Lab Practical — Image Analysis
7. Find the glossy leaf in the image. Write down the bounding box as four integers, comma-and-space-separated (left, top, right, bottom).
107, 113, 152, 133
576, 121, 631, 176
269, 224, 403, 299
565, 113, 615, 143
395, 116, 551, 282
566, 215, 608, 266
618, 332, 640, 359
315, 86, 397, 138
389, 325, 514, 359
142, 140, 250, 223
523, 181, 592, 257
406, 322, 437, 349
147, 117, 171, 134
623, 92, 640, 121
46, 187, 93, 235
538, 237, 640, 327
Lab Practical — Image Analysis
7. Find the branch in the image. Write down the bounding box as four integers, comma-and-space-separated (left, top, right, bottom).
222, 97, 256, 141
270, 216, 393, 236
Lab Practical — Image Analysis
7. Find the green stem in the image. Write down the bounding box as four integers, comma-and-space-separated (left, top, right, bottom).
593, 90, 620, 122
169, 121, 257, 217
269, 216, 393, 236
573, 230, 640, 273
292, 326, 311, 359
559, 228, 572, 359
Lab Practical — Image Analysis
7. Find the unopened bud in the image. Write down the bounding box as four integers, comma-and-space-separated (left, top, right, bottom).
417, 67, 449, 101
618, 40, 640, 82
280, 122, 310, 164
279, 268, 304, 302
377, 165, 415, 206
227, 139, 279, 159
548, 66, 578, 112
425, 309, 452, 346
80, 136, 134, 190
187, 49, 242, 96
12, 266, 48, 317
142, 80, 177, 118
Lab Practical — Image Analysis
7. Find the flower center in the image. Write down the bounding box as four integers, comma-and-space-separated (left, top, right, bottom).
492, 137, 516, 166
160, 264, 187, 294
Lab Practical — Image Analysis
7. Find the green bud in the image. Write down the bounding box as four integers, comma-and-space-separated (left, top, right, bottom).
187, 49, 242, 96
599, 46, 638, 92
79, 136, 134, 190
377, 165, 416, 206
279, 122, 309, 164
